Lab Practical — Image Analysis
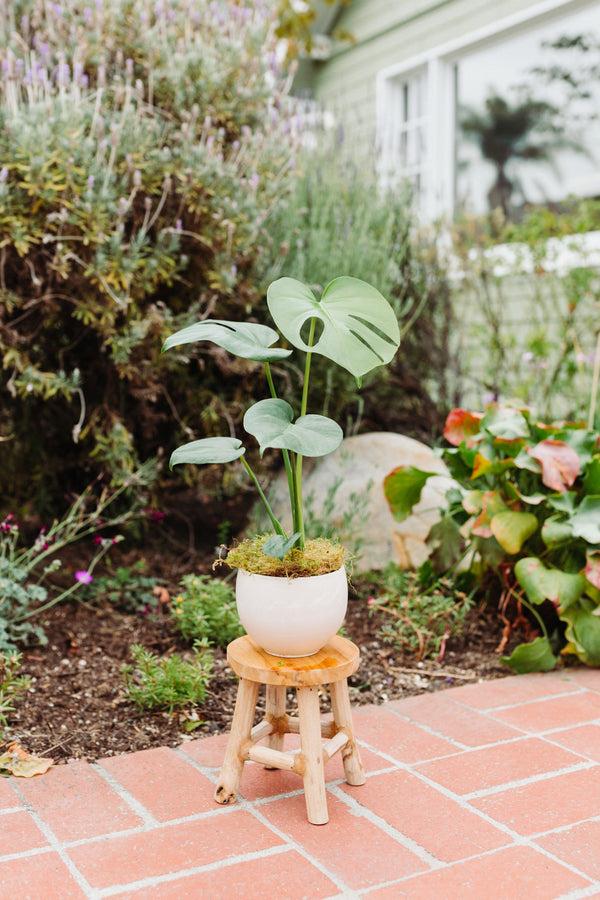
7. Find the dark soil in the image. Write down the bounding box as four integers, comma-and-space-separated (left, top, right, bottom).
8, 590, 508, 764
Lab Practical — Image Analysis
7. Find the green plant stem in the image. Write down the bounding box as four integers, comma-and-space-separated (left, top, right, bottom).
240, 456, 285, 536
264, 363, 298, 533
295, 318, 317, 549
514, 589, 549, 641
15, 541, 114, 622
588, 331, 600, 430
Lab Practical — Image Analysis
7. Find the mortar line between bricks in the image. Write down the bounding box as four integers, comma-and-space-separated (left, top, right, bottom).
327, 784, 444, 871
530, 813, 600, 839
174, 746, 357, 897
381, 706, 469, 750
453, 686, 587, 714
61, 802, 241, 849
354, 843, 535, 895
60, 764, 394, 851
462, 760, 596, 800
96, 843, 292, 898
0, 845, 54, 865
558, 880, 600, 900
0, 805, 23, 816
92, 763, 158, 827
8, 780, 96, 899
354, 736, 598, 886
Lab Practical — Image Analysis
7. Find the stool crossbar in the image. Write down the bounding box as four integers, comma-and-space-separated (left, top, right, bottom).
214, 635, 365, 825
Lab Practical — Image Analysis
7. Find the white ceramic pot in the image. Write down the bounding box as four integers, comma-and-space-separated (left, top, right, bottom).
235, 565, 348, 657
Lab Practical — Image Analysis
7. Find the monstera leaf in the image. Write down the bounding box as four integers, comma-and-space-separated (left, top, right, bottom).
267, 276, 400, 378
170, 437, 245, 468
243, 398, 343, 457
162, 320, 291, 362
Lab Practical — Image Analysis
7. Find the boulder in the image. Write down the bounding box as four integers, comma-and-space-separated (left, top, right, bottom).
268, 432, 455, 573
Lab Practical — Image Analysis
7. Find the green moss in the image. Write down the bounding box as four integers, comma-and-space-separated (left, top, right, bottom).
223, 534, 346, 577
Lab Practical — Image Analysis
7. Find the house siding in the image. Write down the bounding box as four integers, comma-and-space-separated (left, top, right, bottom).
308, 0, 572, 149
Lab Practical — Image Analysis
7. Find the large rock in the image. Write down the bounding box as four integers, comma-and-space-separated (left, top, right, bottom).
268, 432, 454, 573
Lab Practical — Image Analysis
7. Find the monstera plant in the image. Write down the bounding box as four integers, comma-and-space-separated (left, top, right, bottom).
162, 277, 400, 657
383, 405, 600, 672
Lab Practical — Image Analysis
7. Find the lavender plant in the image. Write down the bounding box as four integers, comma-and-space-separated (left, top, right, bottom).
0, 0, 300, 511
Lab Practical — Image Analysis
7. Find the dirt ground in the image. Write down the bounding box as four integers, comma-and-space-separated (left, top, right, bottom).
9, 586, 508, 763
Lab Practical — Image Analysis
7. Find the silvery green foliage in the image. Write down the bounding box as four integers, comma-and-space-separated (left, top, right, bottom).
0, 0, 301, 510
0, 559, 47, 653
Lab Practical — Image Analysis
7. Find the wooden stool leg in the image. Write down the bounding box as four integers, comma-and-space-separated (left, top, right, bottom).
214, 678, 259, 805
297, 686, 328, 825
264, 685, 286, 766
330, 679, 366, 786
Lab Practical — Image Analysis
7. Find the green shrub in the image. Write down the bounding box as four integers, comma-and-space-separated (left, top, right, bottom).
87, 561, 159, 614
172, 575, 242, 647
123, 643, 213, 712
384, 405, 600, 671
0, 0, 297, 514
366, 565, 472, 661
0, 652, 30, 740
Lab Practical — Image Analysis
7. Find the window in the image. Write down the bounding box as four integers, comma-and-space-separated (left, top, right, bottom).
378, 68, 428, 201
377, 0, 600, 221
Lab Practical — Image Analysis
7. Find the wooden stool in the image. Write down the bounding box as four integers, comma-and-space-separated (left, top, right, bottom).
214, 635, 365, 825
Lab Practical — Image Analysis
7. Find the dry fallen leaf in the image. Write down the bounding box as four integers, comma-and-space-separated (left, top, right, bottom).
153, 586, 171, 605
0, 742, 53, 778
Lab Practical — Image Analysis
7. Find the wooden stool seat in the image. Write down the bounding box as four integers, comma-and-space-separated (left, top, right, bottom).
226, 634, 360, 686
215, 635, 365, 825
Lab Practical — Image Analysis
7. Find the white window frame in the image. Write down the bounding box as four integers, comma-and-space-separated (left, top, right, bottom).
376, 0, 596, 220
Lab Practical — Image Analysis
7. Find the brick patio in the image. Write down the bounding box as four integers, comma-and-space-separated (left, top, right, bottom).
2, 669, 600, 899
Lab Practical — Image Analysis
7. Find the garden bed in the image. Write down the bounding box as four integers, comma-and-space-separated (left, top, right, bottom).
9, 588, 507, 764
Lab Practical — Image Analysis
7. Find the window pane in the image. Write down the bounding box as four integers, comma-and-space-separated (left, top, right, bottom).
456, 3, 600, 218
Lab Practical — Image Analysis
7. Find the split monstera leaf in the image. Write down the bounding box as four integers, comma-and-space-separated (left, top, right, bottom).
162, 276, 400, 558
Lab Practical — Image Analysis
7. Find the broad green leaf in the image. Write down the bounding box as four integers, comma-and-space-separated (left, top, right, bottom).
584, 456, 600, 495
501, 637, 557, 673
267, 276, 400, 378
561, 600, 600, 665
243, 398, 343, 457
170, 437, 245, 468
443, 409, 483, 446
383, 466, 437, 523
427, 513, 464, 571
528, 440, 580, 492
462, 490, 484, 514
515, 557, 585, 610
547, 492, 577, 513
514, 448, 541, 473
490, 510, 537, 554
482, 406, 529, 440
471, 453, 514, 479
162, 320, 291, 362
470, 491, 508, 538
555, 428, 597, 465
542, 515, 573, 547
585, 551, 600, 591
262, 532, 301, 560
569, 496, 600, 544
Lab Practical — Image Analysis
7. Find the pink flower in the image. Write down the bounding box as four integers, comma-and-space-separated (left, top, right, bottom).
146, 508, 166, 523
74, 570, 93, 585
367, 596, 376, 607
93, 535, 103, 545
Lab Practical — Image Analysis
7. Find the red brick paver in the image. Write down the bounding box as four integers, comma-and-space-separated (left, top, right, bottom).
3, 671, 600, 899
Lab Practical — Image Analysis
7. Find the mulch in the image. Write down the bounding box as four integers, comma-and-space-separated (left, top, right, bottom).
8, 588, 508, 764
